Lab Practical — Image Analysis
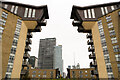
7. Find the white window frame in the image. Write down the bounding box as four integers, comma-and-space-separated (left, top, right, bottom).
11, 5, 15, 12
111, 6, 115, 10
14, 6, 18, 14
101, 7, 105, 15
24, 8, 28, 17
4, 4, 8, 9
84, 10, 87, 18
32, 9, 36, 17
91, 9, 95, 18
88, 9, 91, 18
28, 8, 32, 17
105, 7, 108, 14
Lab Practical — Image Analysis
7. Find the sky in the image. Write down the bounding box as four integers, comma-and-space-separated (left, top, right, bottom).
6, 0, 120, 73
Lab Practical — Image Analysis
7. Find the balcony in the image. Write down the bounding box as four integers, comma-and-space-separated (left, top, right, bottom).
21, 70, 28, 75
72, 20, 81, 26
88, 46, 94, 52
23, 53, 30, 59
91, 70, 98, 76
25, 45, 31, 51
27, 33, 33, 38
39, 20, 47, 26
89, 53, 96, 59
87, 40, 93, 45
90, 61, 97, 68
26, 39, 32, 44
86, 33, 92, 38
22, 61, 29, 67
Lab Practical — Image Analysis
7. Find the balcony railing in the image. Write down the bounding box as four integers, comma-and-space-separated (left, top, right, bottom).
87, 40, 93, 45
86, 33, 92, 38
27, 33, 33, 38
23, 53, 30, 59
72, 20, 81, 26
25, 45, 31, 51
89, 53, 96, 59
88, 46, 94, 52
39, 20, 47, 26
22, 61, 29, 66
26, 39, 32, 44
91, 70, 98, 76
21, 70, 28, 75
90, 61, 97, 68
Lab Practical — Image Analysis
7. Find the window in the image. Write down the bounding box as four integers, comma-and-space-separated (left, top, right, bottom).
0, 26, 4, 34
38, 71, 41, 73
10, 47, 16, 54
117, 64, 120, 72
7, 67, 13, 72
98, 20, 102, 26
106, 16, 112, 22
38, 75, 40, 77
106, 64, 112, 72
24, 8, 28, 17
32, 71, 36, 73
91, 9, 95, 18
113, 45, 120, 52
8, 55, 14, 63
79, 71, 83, 74
111, 37, 117, 44
43, 75, 46, 78
109, 29, 115, 36
108, 73, 114, 78
50, 71, 53, 78
32, 75, 36, 78
99, 28, 104, 34
28, 8, 32, 17
103, 47, 109, 55
4, 4, 8, 9
5, 74, 11, 78
101, 7, 105, 15
88, 9, 91, 18
11, 5, 15, 12
100, 34, 105, 39
0, 19, 6, 26
14, 6, 18, 14
115, 54, 120, 61
43, 71, 47, 75
85, 74, 88, 76
84, 10, 87, 18
32, 9, 36, 17
107, 22, 113, 28
111, 6, 115, 10
79, 75, 83, 78
101, 42, 107, 47
105, 7, 108, 14
85, 71, 87, 73
12, 39, 18, 46
104, 55, 110, 63
72, 71, 75, 78
2, 12, 8, 19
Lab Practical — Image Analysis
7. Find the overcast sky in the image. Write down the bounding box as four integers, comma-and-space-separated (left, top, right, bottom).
7, 0, 120, 73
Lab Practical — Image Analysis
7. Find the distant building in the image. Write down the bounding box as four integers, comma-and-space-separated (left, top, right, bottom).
67, 68, 96, 79
54, 45, 63, 76
28, 56, 38, 68
68, 66, 71, 69
28, 66, 60, 79
38, 38, 56, 69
